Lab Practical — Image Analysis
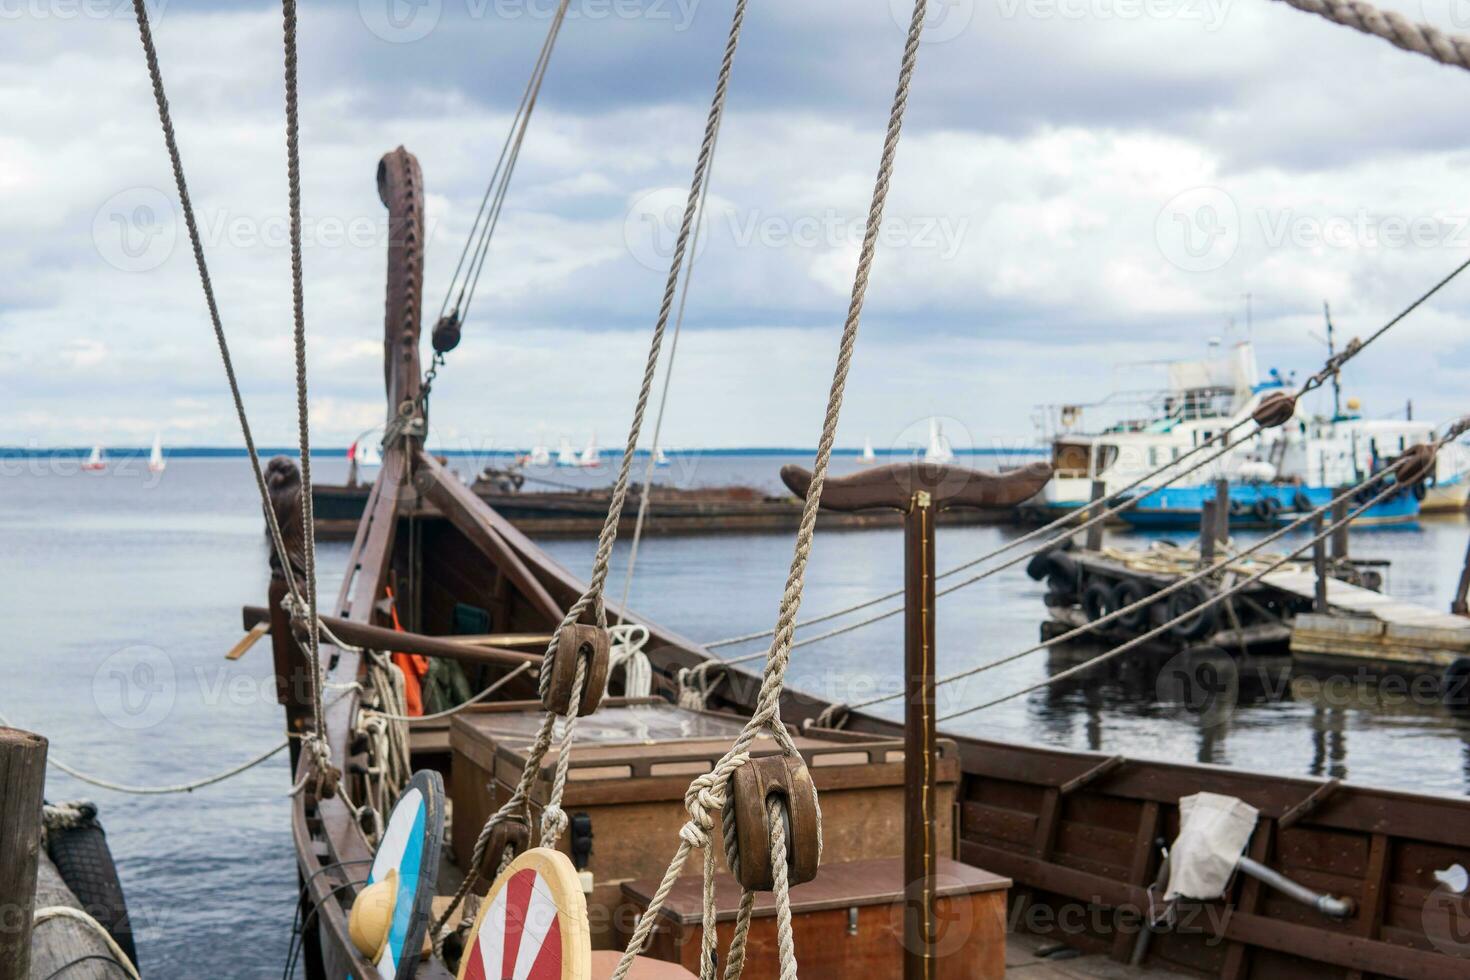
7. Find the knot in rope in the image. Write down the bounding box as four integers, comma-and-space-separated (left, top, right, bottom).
42, 800, 97, 834
540, 802, 569, 844
813, 703, 848, 729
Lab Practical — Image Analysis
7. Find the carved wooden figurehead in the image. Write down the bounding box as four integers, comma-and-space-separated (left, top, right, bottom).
264, 455, 307, 583
780, 460, 1052, 514
377, 147, 425, 427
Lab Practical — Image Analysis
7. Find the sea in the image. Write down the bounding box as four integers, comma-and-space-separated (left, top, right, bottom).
4, 449, 1469, 977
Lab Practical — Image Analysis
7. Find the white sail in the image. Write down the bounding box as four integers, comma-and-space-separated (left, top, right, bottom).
84, 444, 106, 470
923, 418, 954, 464
148, 433, 166, 473
528, 426, 552, 466
557, 438, 578, 467
861, 437, 876, 464
654, 446, 670, 466
578, 433, 601, 468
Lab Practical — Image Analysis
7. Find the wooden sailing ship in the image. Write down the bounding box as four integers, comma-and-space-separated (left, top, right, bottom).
265, 148, 1470, 980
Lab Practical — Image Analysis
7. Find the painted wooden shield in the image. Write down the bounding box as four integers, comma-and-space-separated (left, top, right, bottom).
456, 847, 591, 980
367, 769, 444, 979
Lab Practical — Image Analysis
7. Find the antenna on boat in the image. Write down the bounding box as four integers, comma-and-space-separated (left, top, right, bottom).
1323, 300, 1342, 420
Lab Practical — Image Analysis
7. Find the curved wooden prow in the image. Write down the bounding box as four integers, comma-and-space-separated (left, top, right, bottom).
378, 147, 425, 423
780, 460, 1052, 513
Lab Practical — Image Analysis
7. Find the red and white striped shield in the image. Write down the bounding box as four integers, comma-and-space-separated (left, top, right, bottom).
457, 847, 590, 980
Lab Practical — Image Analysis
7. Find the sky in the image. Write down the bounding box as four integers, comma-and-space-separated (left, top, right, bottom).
4, 0, 1470, 451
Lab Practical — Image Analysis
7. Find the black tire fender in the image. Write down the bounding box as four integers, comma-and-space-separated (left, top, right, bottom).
46, 805, 137, 968
1168, 584, 1218, 641
1110, 578, 1154, 633
1080, 580, 1113, 623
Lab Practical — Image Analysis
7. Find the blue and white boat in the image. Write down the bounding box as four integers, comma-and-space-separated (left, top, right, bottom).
1116, 479, 1421, 529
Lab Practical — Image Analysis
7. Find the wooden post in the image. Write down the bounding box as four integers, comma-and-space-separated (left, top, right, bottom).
1214, 478, 1231, 545
264, 457, 312, 772
903, 491, 937, 980
1330, 496, 1350, 560
1085, 479, 1106, 552
776, 460, 1055, 980
1453, 531, 1470, 617
0, 728, 47, 980
1200, 500, 1217, 568
1313, 512, 1329, 613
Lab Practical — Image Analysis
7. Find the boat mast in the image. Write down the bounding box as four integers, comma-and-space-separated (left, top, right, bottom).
1323, 301, 1342, 420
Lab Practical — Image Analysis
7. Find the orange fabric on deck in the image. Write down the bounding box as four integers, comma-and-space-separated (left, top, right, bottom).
385, 586, 429, 716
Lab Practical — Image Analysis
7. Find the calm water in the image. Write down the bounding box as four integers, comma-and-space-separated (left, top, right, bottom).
5, 453, 1470, 976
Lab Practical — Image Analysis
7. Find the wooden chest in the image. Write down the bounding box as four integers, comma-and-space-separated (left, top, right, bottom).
620, 856, 1009, 978
449, 700, 960, 949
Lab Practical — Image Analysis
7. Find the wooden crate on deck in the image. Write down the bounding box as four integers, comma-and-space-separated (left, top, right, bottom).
449, 699, 960, 949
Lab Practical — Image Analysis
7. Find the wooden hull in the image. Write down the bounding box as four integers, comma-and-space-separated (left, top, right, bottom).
311, 480, 1020, 539
286, 454, 1470, 980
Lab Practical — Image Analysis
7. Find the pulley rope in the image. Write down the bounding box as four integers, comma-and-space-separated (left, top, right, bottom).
441, 0, 571, 330
431, 0, 754, 947
937, 441, 1451, 722
701, 247, 1470, 658
281, 0, 328, 778
833, 442, 1425, 720
130, 0, 331, 781
618, 118, 725, 613
1276, 0, 1470, 72
704, 421, 1253, 650
614, 0, 928, 975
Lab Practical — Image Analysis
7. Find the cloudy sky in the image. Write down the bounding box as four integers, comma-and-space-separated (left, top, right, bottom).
4, 0, 1470, 451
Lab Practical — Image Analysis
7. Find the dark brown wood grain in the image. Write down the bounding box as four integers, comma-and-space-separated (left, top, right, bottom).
0, 728, 45, 980
780, 461, 1052, 513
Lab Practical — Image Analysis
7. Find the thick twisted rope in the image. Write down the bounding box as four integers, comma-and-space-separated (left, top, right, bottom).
837, 457, 1403, 718
433, 1, 756, 950
131, 0, 331, 780
281, 0, 328, 777
1278, 0, 1470, 71
939, 426, 1465, 722
613, 2, 929, 976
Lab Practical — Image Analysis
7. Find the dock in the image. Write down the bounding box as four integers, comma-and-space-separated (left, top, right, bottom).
1282, 566, 1470, 668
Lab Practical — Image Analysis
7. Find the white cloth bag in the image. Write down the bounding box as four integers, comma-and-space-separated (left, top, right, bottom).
1164, 792, 1259, 902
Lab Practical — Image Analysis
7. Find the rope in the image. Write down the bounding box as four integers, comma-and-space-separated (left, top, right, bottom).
366, 661, 532, 723
767, 798, 798, 980
837, 464, 1399, 716
705, 421, 1254, 651
130, 0, 332, 785
280, 0, 330, 785
433, 2, 758, 950
32, 907, 140, 980
441, 0, 570, 328
607, 624, 654, 699
618, 119, 724, 613
43, 739, 288, 796
614, 1, 928, 975
1277, 0, 1470, 71
937, 431, 1461, 722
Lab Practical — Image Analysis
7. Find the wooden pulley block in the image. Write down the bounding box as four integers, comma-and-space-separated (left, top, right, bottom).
542, 624, 611, 716
727, 755, 820, 892
477, 815, 532, 881
1251, 391, 1296, 429
1392, 443, 1437, 486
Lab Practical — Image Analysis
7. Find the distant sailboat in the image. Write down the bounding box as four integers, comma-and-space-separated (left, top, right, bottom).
82, 444, 106, 472
527, 428, 552, 467
654, 446, 670, 467
148, 433, 166, 473
556, 438, 579, 467
923, 418, 955, 464
860, 437, 876, 464
578, 433, 601, 468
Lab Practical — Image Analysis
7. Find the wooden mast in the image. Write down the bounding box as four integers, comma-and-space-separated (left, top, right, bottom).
781, 459, 1053, 979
